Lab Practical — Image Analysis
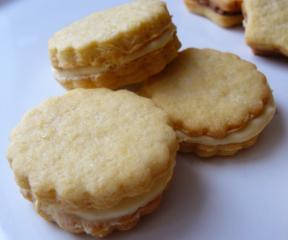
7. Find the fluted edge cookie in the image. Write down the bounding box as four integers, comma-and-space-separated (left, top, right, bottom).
140, 48, 275, 157
49, 0, 181, 89
7, 88, 178, 236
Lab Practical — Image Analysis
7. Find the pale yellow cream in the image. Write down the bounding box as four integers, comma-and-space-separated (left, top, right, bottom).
53, 29, 175, 81
35, 166, 173, 222
177, 99, 275, 146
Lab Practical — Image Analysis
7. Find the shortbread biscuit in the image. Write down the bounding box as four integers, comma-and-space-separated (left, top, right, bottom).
141, 48, 275, 157
243, 0, 288, 57
49, 0, 181, 90
7, 89, 178, 237
184, 0, 243, 27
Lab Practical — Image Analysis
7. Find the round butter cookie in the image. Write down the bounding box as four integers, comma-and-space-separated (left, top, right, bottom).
49, 0, 181, 90
7, 89, 178, 237
140, 48, 275, 157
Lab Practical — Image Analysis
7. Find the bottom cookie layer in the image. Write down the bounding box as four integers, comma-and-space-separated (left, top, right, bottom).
56, 36, 181, 90
184, 0, 243, 27
30, 194, 162, 237
179, 135, 258, 157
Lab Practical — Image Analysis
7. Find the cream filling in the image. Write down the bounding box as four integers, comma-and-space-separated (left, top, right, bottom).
36, 166, 174, 222
53, 29, 175, 81
177, 99, 276, 146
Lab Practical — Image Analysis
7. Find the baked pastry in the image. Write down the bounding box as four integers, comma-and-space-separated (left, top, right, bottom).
140, 48, 275, 157
48, 0, 181, 90
7, 89, 178, 237
184, 0, 243, 27
243, 0, 288, 57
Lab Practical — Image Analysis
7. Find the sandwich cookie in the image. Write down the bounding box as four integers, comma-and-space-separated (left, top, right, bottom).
243, 0, 288, 57
140, 48, 275, 157
184, 0, 243, 27
49, 0, 181, 90
7, 89, 178, 237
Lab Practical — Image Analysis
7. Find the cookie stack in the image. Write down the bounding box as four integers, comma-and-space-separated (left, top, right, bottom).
184, 0, 288, 58
7, 88, 177, 237
184, 0, 243, 27
7, 0, 276, 237
141, 49, 275, 157
49, 0, 180, 89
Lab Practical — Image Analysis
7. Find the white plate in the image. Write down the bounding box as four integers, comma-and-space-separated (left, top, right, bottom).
1, 0, 288, 239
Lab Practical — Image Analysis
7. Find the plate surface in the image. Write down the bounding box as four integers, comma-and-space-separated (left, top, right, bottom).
0, 0, 288, 239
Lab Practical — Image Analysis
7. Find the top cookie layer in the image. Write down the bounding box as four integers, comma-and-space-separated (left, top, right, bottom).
141, 48, 271, 138
243, 0, 288, 55
49, 0, 173, 69
7, 89, 177, 209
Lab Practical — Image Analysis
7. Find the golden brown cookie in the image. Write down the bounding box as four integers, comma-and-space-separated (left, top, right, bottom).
7, 89, 178, 237
243, 0, 288, 57
140, 48, 276, 157
184, 0, 243, 27
49, 0, 181, 90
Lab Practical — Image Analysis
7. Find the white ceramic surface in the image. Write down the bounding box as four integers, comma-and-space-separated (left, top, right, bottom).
0, 0, 288, 239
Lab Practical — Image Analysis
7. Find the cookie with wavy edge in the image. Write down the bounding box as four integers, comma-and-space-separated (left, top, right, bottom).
49, 0, 181, 90
7, 89, 178, 237
140, 48, 275, 157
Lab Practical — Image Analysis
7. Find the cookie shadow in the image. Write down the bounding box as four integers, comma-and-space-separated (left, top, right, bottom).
227, 25, 244, 33
252, 53, 288, 66
0, 0, 18, 8
78, 159, 205, 240
196, 106, 286, 165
